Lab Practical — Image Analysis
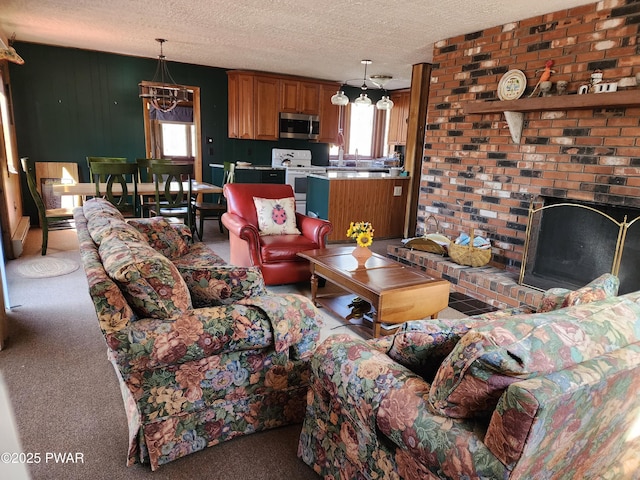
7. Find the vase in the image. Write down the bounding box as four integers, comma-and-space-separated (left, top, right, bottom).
352, 245, 372, 268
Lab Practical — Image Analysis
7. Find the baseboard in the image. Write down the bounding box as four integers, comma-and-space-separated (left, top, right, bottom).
11, 216, 30, 258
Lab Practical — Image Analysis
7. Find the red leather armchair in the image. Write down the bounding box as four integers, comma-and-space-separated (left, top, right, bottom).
222, 183, 333, 285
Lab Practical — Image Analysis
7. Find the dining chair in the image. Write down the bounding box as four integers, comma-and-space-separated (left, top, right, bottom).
136, 158, 172, 216
149, 162, 195, 234
87, 157, 127, 183
192, 161, 235, 240
20, 157, 75, 255
90, 162, 139, 217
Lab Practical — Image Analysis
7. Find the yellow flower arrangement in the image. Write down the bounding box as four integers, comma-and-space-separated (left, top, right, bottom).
346, 221, 374, 248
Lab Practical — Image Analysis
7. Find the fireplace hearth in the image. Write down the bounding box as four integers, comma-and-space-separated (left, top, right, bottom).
520, 198, 640, 295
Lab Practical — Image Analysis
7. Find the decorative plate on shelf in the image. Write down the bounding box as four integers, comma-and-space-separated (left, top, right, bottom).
497, 69, 527, 101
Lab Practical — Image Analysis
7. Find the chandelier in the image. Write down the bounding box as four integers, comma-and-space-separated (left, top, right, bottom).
331, 59, 394, 110
138, 39, 189, 113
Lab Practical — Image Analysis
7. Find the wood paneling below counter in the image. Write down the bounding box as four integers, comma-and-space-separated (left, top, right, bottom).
307, 175, 410, 242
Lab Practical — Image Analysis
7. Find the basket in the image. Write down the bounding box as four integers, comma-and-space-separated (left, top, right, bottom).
448, 228, 492, 267
405, 215, 449, 255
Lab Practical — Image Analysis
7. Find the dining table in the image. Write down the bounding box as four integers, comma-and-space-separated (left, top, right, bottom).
52, 180, 222, 197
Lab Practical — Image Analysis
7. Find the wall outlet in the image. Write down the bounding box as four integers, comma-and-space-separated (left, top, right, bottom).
393, 186, 402, 196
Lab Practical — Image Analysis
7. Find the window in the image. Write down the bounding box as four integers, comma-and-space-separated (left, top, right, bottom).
329, 103, 388, 159
159, 122, 196, 159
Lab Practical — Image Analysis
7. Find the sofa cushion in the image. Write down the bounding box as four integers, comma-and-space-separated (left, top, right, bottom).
177, 264, 267, 307
127, 216, 190, 259
259, 234, 319, 263
99, 233, 192, 319
253, 196, 301, 236
87, 214, 148, 246
428, 295, 640, 419
561, 273, 619, 308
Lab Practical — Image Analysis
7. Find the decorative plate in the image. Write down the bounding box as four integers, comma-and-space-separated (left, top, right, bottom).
497, 69, 527, 101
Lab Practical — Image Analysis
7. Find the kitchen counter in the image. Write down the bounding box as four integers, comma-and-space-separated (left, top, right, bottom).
210, 163, 285, 171
310, 171, 409, 180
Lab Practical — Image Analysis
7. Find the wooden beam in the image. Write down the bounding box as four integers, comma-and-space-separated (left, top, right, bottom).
403, 63, 432, 238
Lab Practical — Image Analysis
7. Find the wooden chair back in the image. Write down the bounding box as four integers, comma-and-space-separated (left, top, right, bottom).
90, 162, 139, 216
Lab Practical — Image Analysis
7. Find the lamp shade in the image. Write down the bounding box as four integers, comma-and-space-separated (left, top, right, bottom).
376, 95, 394, 110
354, 93, 371, 106
331, 90, 349, 106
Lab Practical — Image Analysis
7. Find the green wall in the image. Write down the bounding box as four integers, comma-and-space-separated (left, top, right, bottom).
10, 42, 330, 221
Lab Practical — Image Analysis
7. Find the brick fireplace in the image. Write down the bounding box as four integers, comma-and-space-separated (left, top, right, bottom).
405, 0, 640, 308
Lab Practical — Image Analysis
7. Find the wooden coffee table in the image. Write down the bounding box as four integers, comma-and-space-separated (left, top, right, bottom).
298, 247, 450, 337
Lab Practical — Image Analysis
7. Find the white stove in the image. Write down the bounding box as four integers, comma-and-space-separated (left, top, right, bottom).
271, 148, 326, 214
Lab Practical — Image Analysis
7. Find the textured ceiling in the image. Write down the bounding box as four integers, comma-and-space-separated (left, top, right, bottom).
1, 0, 595, 89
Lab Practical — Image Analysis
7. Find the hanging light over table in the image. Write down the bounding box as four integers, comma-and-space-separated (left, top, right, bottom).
335, 60, 394, 109
139, 38, 189, 113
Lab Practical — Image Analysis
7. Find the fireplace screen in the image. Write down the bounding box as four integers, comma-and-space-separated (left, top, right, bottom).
520, 199, 640, 294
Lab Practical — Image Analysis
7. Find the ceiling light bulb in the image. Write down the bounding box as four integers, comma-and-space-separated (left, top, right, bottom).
354, 93, 371, 106
376, 95, 394, 110
331, 90, 349, 106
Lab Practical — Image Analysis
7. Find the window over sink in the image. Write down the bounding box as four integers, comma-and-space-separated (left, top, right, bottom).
329, 103, 390, 160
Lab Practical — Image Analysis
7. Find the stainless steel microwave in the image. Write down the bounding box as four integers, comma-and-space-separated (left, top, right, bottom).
279, 112, 319, 140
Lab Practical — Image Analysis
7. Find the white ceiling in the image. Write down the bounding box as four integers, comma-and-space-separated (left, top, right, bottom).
1, 0, 595, 90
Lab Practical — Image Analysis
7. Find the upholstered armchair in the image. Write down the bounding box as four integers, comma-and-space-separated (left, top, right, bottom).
222, 183, 333, 285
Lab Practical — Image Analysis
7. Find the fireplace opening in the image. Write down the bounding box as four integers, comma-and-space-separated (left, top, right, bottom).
520, 197, 640, 294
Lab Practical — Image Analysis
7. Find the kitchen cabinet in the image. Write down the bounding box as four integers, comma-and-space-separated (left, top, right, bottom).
234, 168, 285, 184
318, 83, 341, 145
227, 72, 279, 140
387, 89, 410, 145
280, 80, 320, 115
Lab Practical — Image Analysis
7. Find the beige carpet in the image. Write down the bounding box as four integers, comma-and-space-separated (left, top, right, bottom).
0, 225, 464, 480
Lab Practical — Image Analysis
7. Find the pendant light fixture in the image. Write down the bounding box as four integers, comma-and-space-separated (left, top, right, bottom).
138, 38, 189, 113
330, 88, 349, 106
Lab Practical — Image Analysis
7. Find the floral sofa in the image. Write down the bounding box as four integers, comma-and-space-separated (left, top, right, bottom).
74, 198, 323, 470
298, 274, 640, 479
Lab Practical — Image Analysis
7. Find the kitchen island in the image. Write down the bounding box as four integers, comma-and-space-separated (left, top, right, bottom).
307, 171, 410, 242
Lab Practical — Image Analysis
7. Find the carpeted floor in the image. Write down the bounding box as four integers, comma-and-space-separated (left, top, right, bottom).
0, 224, 464, 480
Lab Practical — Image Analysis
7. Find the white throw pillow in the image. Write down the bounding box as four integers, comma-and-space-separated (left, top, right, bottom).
253, 196, 301, 236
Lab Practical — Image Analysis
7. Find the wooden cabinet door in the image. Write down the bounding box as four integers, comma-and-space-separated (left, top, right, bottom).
227, 72, 255, 139
298, 81, 320, 115
318, 83, 340, 144
280, 80, 320, 115
280, 79, 300, 113
254, 75, 279, 140
227, 72, 240, 138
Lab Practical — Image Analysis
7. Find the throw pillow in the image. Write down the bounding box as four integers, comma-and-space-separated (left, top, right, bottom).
561, 273, 619, 308
99, 234, 192, 319
253, 197, 301, 236
127, 216, 190, 259
177, 264, 266, 307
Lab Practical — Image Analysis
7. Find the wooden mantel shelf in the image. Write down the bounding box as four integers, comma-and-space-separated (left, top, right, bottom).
465, 89, 640, 143
465, 89, 640, 114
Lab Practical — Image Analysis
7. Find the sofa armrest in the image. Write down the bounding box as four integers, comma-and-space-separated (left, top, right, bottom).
221, 212, 263, 266
485, 344, 640, 476
296, 213, 333, 246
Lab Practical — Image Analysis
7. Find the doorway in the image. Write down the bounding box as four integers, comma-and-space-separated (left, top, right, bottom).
141, 84, 202, 181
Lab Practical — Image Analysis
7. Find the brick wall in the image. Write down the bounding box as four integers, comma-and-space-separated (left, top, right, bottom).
419, 0, 640, 273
